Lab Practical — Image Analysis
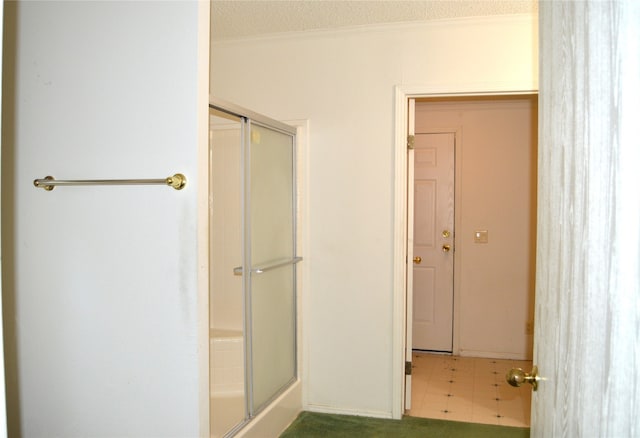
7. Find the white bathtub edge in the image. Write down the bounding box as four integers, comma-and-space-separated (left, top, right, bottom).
235, 380, 302, 438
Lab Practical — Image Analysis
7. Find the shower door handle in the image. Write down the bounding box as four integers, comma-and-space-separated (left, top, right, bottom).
233, 257, 303, 276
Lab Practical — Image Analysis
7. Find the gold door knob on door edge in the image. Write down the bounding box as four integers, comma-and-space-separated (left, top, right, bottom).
506, 366, 539, 391
413, 256, 422, 264
442, 244, 451, 252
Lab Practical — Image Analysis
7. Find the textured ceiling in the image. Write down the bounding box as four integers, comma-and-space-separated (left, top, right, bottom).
211, 0, 538, 41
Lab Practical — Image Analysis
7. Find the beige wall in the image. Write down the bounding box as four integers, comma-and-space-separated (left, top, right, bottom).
212, 14, 538, 418
415, 97, 537, 360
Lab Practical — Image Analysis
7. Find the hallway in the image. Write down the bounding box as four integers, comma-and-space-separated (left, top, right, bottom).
407, 353, 532, 427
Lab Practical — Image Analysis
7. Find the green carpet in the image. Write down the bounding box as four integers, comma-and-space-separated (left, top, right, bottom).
279, 411, 530, 438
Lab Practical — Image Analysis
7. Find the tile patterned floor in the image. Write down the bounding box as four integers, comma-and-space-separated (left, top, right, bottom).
407, 352, 532, 427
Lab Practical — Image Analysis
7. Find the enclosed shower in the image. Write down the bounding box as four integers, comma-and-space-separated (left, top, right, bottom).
209, 100, 301, 438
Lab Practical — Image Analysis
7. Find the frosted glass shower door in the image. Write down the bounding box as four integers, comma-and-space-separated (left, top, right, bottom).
247, 123, 297, 413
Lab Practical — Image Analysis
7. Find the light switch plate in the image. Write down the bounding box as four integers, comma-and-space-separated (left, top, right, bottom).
474, 230, 488, 243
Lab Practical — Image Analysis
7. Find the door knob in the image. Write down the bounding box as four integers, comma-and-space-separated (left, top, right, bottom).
413, 256, 422, 264
442, 244, 451, 252
442, 230, 451, 238
506, 366, 539, 391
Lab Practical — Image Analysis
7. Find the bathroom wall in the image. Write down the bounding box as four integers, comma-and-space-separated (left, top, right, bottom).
415, 97, 537, 359
211, 14, 537, 418
210, 117, 244, 332
2, 2, 208, 435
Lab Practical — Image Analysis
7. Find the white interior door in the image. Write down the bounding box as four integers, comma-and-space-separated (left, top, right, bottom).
530, 1, 640, 436
412, 133, 455, 352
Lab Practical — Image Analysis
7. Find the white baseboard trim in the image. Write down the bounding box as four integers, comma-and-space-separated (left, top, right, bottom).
458, 350, 532, 361
304, 404, 393, 420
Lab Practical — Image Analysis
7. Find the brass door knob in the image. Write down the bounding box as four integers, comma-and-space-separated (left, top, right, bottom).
506, 366, 539, 391
442, 230, 451, 238
413, 256, 422, 264
442, 244, 451, 252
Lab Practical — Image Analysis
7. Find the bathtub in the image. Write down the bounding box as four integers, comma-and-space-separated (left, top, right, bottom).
210, 328, 244, 396
209, 327, 302, 438
210, 329, 245, 437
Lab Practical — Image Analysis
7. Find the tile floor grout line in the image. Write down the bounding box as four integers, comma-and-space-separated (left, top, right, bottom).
409, 352, 531, 427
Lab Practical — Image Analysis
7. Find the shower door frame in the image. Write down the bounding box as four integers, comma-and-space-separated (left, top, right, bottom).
209, 98, 301, 437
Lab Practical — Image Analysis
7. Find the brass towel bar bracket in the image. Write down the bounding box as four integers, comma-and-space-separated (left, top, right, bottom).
33, 173, 187, 191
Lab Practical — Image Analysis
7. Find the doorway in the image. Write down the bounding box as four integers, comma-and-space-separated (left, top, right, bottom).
411, 95, 538, 359
395, 91, 538, 420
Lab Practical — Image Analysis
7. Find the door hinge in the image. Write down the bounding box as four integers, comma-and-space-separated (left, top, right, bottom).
405, 361, 412, 375
407, 135, 415, 150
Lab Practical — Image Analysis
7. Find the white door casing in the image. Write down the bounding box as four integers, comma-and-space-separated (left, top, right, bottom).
404, 99, 415, 410
412, 133, 455, 352
0, 2, 7, 434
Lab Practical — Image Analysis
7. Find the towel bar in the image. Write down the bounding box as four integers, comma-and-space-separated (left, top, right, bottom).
33, 173, 187, 191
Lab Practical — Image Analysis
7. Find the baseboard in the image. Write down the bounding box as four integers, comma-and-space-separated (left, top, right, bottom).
458, 350, 532, 360
304, 404, 393, 420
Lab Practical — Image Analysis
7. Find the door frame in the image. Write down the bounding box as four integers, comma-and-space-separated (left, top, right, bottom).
392, 85, 538, 418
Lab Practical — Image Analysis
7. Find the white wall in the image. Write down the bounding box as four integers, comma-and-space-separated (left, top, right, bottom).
210, 119, 243, 333
212, 15, 537, 417
2, 2, 208, 436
